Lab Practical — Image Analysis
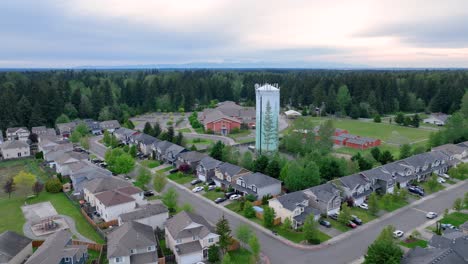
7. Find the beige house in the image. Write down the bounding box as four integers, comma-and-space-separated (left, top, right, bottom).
165, 212, 219, 264
0, 140, 30, 160
6, 127, 30, 141
0, 231, 32, 264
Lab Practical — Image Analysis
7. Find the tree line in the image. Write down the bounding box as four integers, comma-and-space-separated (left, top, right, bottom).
1, 70, 467, 132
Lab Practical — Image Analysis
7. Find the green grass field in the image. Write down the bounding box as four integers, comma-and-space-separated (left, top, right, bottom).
440, 212, 468, 227
0, 159, 50, 197
140, 160, 161, 169
399, 239, 428, 249
229, 248, 253, 263
177, 128, 191, 133
167, 172, 194, 185
203, 191, 224, 201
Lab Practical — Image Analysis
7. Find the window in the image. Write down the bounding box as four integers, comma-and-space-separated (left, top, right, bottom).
115, 257, 122, 262
64, 257, 71, 262
130, 249, 135, 254
147, 246, 153, 251
176, 239, 182, 243
208, 238, 214, 243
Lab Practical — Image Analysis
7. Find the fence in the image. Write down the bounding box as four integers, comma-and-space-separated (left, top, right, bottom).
80, 208, 107, 239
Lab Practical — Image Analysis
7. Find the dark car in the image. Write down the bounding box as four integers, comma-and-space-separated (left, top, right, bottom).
144, 190, 154, 197
207, 181, 216, 186
408, 186, 425, 196
319, 219, 331, 228
225, 192, 236, 198
191, 179, 202, 185
214, 197, 227, 204
351, 215, 363, 225
169, 168, 179, 174
329, 213, 339, 221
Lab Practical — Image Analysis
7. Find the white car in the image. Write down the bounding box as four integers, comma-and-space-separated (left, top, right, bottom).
192, 186, 204, 193
440, 173, 450, 179
229, 194, 242, 200
437, 177, 446, 184
393, 230, 404, 238
208, 185, 216, 191
359, 203, 369, 210
426, 212, 438, 219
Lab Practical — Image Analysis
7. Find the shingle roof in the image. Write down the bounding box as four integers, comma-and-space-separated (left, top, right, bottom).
178, 151, 208, 163
0, 231, 31, 263
275, 191, 307, 211
203, 109, 241, 125
433, 144, 467, 156
107, 221, 157, 258
307, 183, 341, 203
135, 133, 159, 145
361, 167, 393, 182
154, 140, 174, 152
114, 127, 137, 137
0, 140, 29, 150
119, 203, 168, 222
100, 120, 121, 129
239, 172, 281, 188
217, 162, 245, 176
175, 240, 202, 255
6, 127, 29, 134
198, 156, 222, 170
338, 173, 370, 190
94, 190, 135, 207
32, 126, 47, 135
293, 207, 321, 224
166, 211, 215, 240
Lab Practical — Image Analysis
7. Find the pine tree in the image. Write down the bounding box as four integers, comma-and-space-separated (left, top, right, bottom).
143, 122, 154, 135
261, 100, 276, 153
216, 215, 232, 254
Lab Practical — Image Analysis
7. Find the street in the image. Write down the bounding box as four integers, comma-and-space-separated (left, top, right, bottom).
88, 136, 467, 264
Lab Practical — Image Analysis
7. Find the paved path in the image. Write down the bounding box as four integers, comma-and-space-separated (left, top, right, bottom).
23, 215, 94, 242
182, 132, 236, 145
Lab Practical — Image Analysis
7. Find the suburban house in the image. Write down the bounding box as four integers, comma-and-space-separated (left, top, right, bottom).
335, 173, 373, 206
118, 202, 169, 230
83, 177, 133, 207
41, 141, 73, 157
176, 151, 208, 171
201, 109, 242, 135
56, 121, 79, 138
268, 191, 321, 229
433, 143, 468, 164
305, 183, 342, 216
0, 231, 32, 264
0, 140, 30, 160
113, 127, 139, 145
196, 156, 222, 182
402, 231, 468, 264
54, 151, 89, 175
402, 151, 450, 182
67, 162, 113, 193
360, 167, 395, 194
31, 126, 56, 137
25, 230, 88, 264
6, 127, 30, 141
423, 113, 450, 126
132, 133, 159, 156
83, 119, 102, 135
107, 221, 158, 264
100, 120, 121, 133
152, 140, 174, 160
163, 144, 187, 164
212, 162, 250, 188
165, 212, 219, 264
233, 172, 282, 199
94, 186, 145, 222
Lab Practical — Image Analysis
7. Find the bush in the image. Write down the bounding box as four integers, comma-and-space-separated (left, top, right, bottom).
35, 152, 44, 160
215, 187, 222, 192
45, 178, 62, 193
243, 202, 256, 218
245, 194, 257, 202
231, 127, 240, 134
262, 194, 272, 205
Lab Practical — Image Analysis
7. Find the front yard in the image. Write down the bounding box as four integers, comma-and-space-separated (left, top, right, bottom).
203, 191, 224, 201
140, 160, 161, 169
440, 212, 468, 227
399, 238, 428, 249
167, 172, 195, 185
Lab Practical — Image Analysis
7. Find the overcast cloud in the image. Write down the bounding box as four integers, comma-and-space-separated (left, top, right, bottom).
1, 0, 467, 68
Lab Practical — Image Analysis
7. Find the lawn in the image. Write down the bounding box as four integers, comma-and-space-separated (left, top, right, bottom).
229, 248, 253, 263
0, 192, 104, 243
420, 181, 445, 195
0, 159, 50, 197
156, 166, 173, 173
194, 127, 204, 134
140, 160, 161, 169
167, 172, 194, 185
378, 196, 409, 212
440, 212, 468, 227
228, 129, 252, 139
203, 191, 224, 201
178, 128, 191, 133
399, 238, 428, 249
349, 207, 377, 223
86, 249, 101, 264
327, 218, 351, 232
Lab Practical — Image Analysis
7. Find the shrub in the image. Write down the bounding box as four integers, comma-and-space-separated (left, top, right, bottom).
243, 202, 256, 218
262, 194, 272, 205
45, 178, 62, 193
35, 152, 44, 160
245, 194, 257, 202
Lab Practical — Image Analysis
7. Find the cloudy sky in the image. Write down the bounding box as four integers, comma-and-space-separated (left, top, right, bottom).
1, 0, 468, 68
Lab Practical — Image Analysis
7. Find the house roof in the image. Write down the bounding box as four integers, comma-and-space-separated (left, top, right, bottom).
178, 151, 208, 163
115, 186, 142, 196
307, 183, 341, 203
94, 190, 135, 207
165, 144, 186, 160
293, 207, 321, 224
198, 156, 222, 171
84, 119, 101, 131
0, 140, 29, 150
80, 177, 123, 194
361, 167, 393, 182
203, 109, 241, 125
32, 126, 47, 135
114, 127, 137, 137
166, 211, 215, 240
154, 140, 174, 152
25, 230, 84, 264
275, 190, 308, 211
56, 122, 78, 133
0, 231, 31, 263
433, 144, 467, 156
130, 251, 158, 264
119, 203, 168, 223
134, 133, 159, 145
239, 172, 281, 188
6, 127, 29, 134
107, 221, 157, 258
55, 151, 88, 165
217, 162, 246, 176
100, 120, 120, 129
338, 173, 370, 190
175, 240, 202, 255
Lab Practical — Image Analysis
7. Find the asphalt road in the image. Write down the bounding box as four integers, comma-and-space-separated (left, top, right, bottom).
88, 136, 467, 264
89, 136, 107, 158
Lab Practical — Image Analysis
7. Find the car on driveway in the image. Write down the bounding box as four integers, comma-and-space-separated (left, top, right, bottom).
393, 230, 404, 238
225, 192, 236, 198
359, 203, 368, 210
351, 215, 363, 225
191, 179, 202, 185
214, 197, 227, 204
319, 219, 331, 228
192, 186, 204, 193
169, 168, 179, 174
207, 185, 216, 191
144, 190, 154, 197
229, 194, 242, 200
347, 221, 357, 229
426, 212, 438, 219
408, 186, 425, 196
440, 173, 450, 179
329, 213, 339, 221
437, 177, 446, 184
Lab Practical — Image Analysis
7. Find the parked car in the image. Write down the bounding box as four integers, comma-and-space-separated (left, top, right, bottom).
214, 197, 227, 204
351, 215, 363, 225
225, 192, 236, 198
229, 194, 242, 200
191, 179, 202, 185
347, 221, 357, 229
393, 230, 404, 238
440, 173, 450, 179
169, 168, 179, 174
441, 223, 458, 230
207, 181, 216, 186
437, 177, 446, 184
329, 213, 339, 221
319, 219, 331, 228
124, 176, 132, 181
359, 203, 369, 210
144, 190, 155, 197
248, 145, 255, 151
408, 186, 425, 196
192, 186, 204, 193
207, 185, 216, 191
426, 212, 438, 219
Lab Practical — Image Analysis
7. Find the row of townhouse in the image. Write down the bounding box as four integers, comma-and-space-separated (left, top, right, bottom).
56, 119, 121, 137
269, 142, 468, 229
112, 128, 283, 200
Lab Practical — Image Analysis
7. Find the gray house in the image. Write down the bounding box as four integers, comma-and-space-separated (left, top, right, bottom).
336, 173, 372, 206
0, 231, 32, 264
212, 162, 250, 189
6, 127, 30, 141
152, 141, 174, 161
269, 191, 321, 229
25, 230, 87, 264
233, 172, 282, 199
99, 120, 121, 132
113, 127, 138, 145
118, 202, 169, 231
305, 183, 342, 216
196, 156, 222, 182
135, 134, 160, 156
361, 167, 395, 194
107, 221, 158, 264
164, 144, 187, 164
176, 151, 208, 171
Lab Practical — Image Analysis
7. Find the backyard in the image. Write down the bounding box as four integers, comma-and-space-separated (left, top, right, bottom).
167, 172, 195, 185
0, 158, 50, 197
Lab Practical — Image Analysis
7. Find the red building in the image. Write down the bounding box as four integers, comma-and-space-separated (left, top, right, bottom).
333, 133, 381, 150
202, 109, 242, 135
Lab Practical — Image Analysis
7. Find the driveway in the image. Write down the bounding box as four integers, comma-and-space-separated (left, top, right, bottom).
318, 225, 343, 237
